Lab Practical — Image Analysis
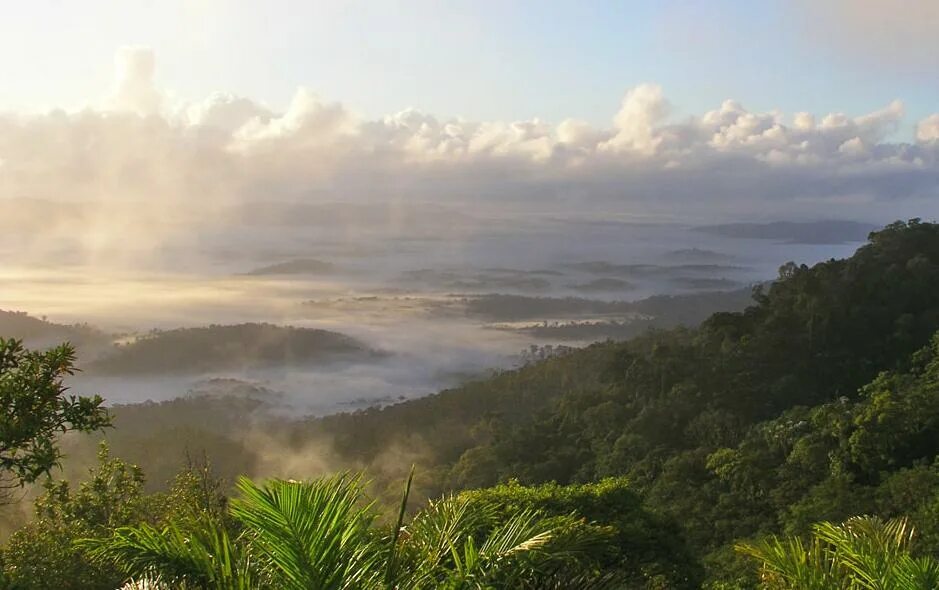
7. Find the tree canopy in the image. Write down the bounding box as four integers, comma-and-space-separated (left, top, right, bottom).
0, 339, 110, 497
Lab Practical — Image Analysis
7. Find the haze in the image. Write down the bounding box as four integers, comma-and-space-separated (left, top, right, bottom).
1, 0, 937, 414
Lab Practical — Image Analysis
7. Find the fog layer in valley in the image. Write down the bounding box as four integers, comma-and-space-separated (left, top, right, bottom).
0, 48, 913, 416
2, 206, 867, 416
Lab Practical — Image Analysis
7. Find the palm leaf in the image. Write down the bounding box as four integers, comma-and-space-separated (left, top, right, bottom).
229, 474, 382, 590
80, 518, 257, 590
384, 465, 414, 586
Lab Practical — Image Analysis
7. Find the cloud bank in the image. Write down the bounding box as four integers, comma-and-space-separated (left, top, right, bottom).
1, 47, 937, 223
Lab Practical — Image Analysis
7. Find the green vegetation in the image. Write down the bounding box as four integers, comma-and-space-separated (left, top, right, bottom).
83, 473, 610, 590
460, 478, 702, 588
1, 451, 654, 589
1, 445, 230, 589
295, 219, 939, 585
737, 516, 939, 589
6, 220, 939, 587
0, 339, 110, 496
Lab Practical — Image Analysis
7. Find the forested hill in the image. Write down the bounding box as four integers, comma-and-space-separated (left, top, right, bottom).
290, 219, 939, 585
87, 323, 379, 375
25, 219, 939, 587
0, 310, 110, 351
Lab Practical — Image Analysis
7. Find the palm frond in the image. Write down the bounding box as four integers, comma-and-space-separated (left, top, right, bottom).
384, 465, 414, 586
894, 554, 939, 590
738, 516, 939, 590
80, 518, 257, 590
736, 535, 847, 590
229, 474, 382, 590
815, 517, 913, 590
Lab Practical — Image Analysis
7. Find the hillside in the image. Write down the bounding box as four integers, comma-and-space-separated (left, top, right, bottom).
87, 323, 379, 375
32, 219, 939, 587
300, 220, 939, 470
0, 310, 111, 354
284, 219, 939, 584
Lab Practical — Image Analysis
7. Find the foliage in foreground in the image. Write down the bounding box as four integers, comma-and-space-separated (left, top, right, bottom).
0, 445, 227, 590
82, 473, 611, 589
460, 478, 703, 588
738, 516, 939, 589
0, 338, 110, 496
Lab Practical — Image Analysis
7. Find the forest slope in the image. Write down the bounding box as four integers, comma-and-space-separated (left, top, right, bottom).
285, 219, 939, 584
37, 219, 939, 587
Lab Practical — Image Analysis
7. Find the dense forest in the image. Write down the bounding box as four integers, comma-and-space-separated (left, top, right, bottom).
3, 220, 939, 588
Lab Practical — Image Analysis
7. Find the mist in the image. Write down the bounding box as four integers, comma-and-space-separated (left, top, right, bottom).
0, 48, 927, 418
2, 208, 869, 417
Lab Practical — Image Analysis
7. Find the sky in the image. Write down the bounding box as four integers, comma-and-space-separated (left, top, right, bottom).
2, 0, 936, 127
0, 0, 937, 224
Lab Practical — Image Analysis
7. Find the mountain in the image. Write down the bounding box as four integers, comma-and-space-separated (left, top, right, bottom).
694, 219, 878, 243
461, 287, 755, 324
243, 258, 336, 275
0, 310, 111, 353
87, 323, 379, 375
305, 220, 939, 477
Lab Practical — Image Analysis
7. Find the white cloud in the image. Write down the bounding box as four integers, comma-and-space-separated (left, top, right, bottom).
108, 46, 163, 116
234, 88, 355, 144
601, 83, 670, 154
186, 92, 272, 133
918, 114, 939, 144
1, 48, 938, 225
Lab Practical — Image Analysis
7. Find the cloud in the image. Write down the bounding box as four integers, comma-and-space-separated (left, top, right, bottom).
602, 83, 670, 154
918, 115, 939, 144
185, 92, 273, 133
0, 48, 937, 228
108, 46, 163, 116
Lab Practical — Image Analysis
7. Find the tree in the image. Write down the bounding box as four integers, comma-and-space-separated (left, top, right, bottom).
0, 339, 110, 498
0, 444, 150, 590
0, 446, 234, 590
459, 477, 704, 588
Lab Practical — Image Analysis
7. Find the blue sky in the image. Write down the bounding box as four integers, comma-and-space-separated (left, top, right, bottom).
1, 0, 935, 137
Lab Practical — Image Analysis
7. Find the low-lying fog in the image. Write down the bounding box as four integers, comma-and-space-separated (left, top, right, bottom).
0, 201, 870, 415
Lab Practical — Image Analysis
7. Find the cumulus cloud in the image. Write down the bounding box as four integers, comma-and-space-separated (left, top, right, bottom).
918, 115, 939, 145
0, 48, 938, 227
185, 92, 273, 133
108, 46, 163, 116
602, 83, 670, 154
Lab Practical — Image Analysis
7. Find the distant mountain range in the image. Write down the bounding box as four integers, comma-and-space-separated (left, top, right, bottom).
244, 258, 337, 275
694, 220, 878, 244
